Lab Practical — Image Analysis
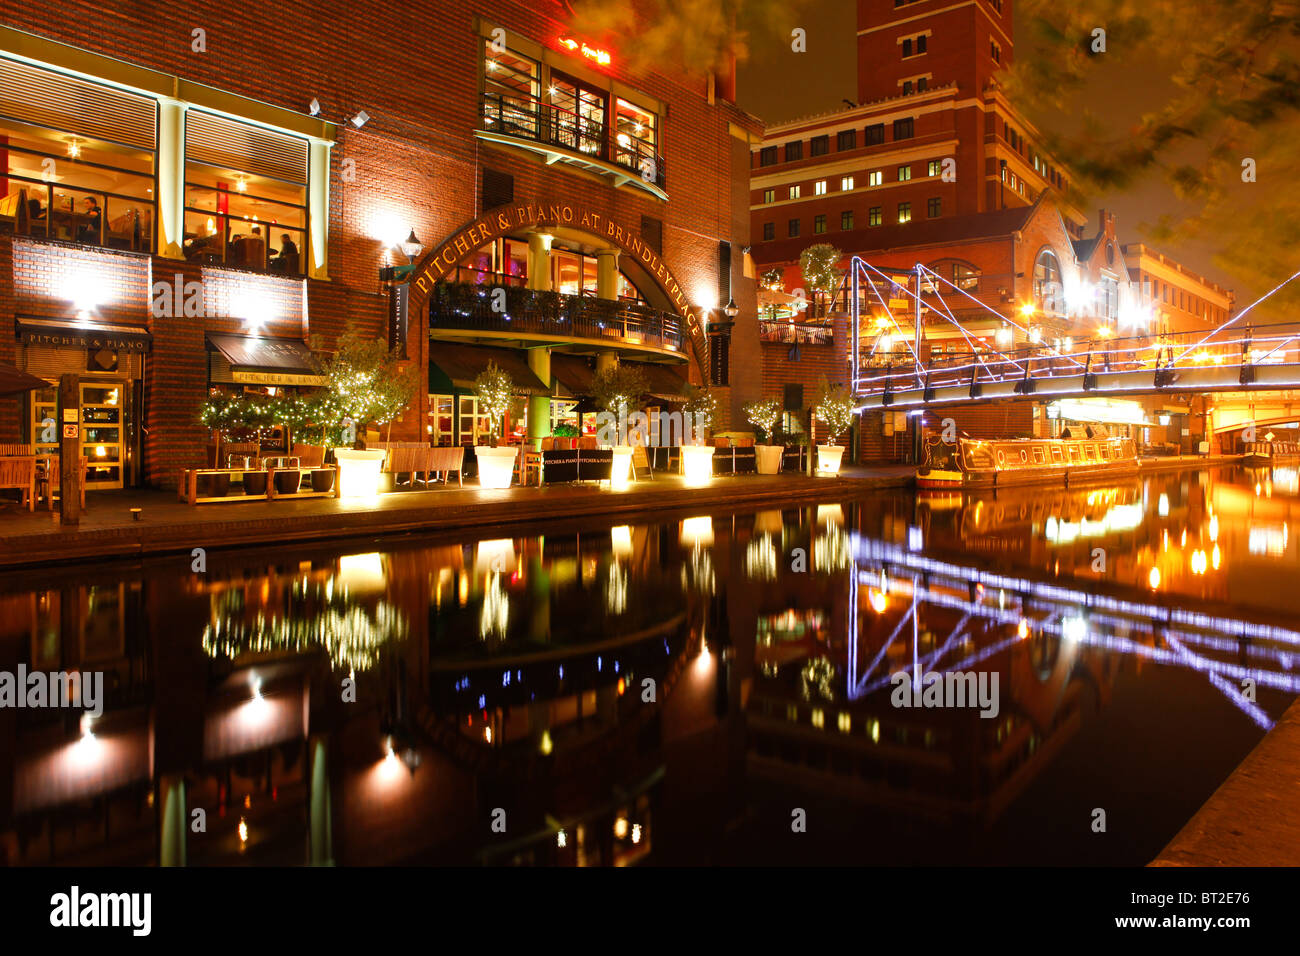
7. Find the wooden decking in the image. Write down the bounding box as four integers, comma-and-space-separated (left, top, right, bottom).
0, 467, 914, 570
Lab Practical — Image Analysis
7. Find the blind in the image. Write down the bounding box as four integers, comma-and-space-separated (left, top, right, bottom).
186, 109, 308, 184
0, 56, 156, 151
23, 346, 140, 381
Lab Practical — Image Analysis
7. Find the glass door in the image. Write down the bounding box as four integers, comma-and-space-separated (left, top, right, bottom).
81, 381, 124, 489
30, 385, 58, 457
549, 74, 607, 158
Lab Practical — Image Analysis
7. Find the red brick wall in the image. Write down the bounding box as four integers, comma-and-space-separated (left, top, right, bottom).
1, 0, 757, 482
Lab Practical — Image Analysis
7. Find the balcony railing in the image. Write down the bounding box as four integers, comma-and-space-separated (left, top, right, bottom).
481, 92, 667, 189
431, 282, 684, 353
759, 318, 835, 344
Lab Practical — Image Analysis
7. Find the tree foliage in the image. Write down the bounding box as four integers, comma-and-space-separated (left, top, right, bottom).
591, 363, 650, 418
743, 397, 782, 442
813, 377, 854, 444
1007, 0, 1300, 306
472, 361, 515, 445
312, 325, 416, 437
800, 243, 842, 307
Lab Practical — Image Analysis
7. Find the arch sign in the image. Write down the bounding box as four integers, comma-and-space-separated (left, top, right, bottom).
407, 201, 708, 376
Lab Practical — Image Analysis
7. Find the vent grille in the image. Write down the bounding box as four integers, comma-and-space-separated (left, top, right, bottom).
186, 110, 308, 184
641, 216, 663, 255
0, 56, 156, 151
481, 169, 513, 211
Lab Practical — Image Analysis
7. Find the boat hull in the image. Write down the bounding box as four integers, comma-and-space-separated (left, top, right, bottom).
917, 436, 1140, 489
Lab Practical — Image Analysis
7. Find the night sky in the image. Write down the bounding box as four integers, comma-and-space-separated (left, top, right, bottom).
734, 3, 1237, 301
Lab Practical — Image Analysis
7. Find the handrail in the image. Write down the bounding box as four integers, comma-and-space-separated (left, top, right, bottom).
481, 92, 666, 188
431, 282, 684, 352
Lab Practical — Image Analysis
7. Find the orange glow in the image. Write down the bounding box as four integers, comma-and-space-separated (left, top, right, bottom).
559, 36, 612, 66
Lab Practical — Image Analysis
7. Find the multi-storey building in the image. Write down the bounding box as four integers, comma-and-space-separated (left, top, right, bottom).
748, 0, 1236, 459
0, 1, 760, 491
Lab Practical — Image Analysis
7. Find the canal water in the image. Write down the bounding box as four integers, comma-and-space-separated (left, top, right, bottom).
0, 464, 1295, 866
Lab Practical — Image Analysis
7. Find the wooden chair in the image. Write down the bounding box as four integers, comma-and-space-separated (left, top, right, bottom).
427, 446, 464, 486
578, 436, 598, 449
292, 443, 325, 467
0, 456, 35, 511
0, 444, 35, 456
40, 457, 88, 511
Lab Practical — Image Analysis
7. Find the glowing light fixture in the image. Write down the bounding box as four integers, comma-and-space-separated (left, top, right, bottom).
333, 448, 386, 499
681, 445, 715, 486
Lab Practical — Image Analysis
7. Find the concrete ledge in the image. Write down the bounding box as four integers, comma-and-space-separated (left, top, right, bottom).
0, 471, 911, 570
1151, 697, 1300, 867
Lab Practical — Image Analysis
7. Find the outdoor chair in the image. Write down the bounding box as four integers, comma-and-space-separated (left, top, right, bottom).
427, 446, 464, 486
41, 457, 88, 511
292, 443, 325, 467
0, 456, 36, 511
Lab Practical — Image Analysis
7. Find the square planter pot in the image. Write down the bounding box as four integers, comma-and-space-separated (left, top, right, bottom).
755, 445, 783, 475
274, 470, 302, 495
243, 471, 268, 496
816, 445, 845, 475
310, 468, 336, 493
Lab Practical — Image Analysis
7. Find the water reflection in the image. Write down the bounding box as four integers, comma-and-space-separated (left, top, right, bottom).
0, 465, 1295, 866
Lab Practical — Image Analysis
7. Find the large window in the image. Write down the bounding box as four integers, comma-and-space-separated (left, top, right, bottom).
613, 97, 656, 175
930, 259, 981, 292
183, 111, 309, 274
0, 57, 156, 252
483, 41, 541, 139
837, 129, 856, 151
897, 202, 911, 224
549, 72, 607, 158
454, 236, 530, 286
1033, 249, 1064, 314
785, 141, 803, 163
865, 124, 885, 146
893, 118, 914, 140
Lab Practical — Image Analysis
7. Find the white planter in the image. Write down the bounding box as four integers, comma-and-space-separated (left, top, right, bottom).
680, 444, 716, 486
332, 447, 387, 498
755, 444, 783, 475
610, 445, 634, 489
816, 444, 845, 476
475, 446, 518, 489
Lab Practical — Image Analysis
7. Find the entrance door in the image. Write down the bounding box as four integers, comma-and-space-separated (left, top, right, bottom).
80, 381, 125, 489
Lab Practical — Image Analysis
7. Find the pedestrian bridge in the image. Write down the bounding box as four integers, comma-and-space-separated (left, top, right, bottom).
838, 257, 1300, 411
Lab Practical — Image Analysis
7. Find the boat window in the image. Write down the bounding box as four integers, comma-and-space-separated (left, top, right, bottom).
1099, 445, 1109, 460
1084, 444, 1097, 461
1050, 446, 1064, 463
1032, 447, 1045, 463
1067, 445, 1081, 462
1019, 449, 1028, 464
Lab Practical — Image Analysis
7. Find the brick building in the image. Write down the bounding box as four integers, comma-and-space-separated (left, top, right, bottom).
748, 0, 1235, 459
0, 1, 761, 491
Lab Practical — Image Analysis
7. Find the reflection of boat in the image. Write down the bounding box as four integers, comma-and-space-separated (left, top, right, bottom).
917, 432, 1138, 489
1243, 441, 1300, 465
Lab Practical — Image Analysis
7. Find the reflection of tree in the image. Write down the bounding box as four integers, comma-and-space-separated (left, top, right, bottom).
746, 535, 778, 581
814, 524, 852, 572
202, 588, 405, 673
681, 546, 715, 595
479, 572, 509, 641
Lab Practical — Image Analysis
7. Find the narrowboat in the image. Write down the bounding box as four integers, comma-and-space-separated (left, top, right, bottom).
1242, 441, 1300, 466
917, 432, 1139, 489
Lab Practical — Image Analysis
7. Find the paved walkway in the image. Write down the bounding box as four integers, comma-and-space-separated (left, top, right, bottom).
1151, 697, 1300, 866
0, 466, 914, 569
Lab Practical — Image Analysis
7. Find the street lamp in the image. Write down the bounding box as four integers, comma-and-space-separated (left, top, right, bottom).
400, 229, 423, 264
723, 297, 739, 318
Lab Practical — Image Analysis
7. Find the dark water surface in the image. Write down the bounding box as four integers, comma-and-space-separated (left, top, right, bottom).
1, 464, 1295, 866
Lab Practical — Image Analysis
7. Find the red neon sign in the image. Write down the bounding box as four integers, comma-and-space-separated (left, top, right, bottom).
558, 36, 612, 66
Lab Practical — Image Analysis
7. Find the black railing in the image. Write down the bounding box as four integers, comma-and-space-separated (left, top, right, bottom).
481, 92, 667, 189
759, 318, 834, 344
431, 282, 684, 352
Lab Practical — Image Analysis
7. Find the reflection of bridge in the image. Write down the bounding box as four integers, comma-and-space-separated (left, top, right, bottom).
848, 533, 1300, 730
845, 258, 1300, 410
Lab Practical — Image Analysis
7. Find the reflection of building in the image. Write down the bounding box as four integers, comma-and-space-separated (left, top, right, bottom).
0, 2, 761, 491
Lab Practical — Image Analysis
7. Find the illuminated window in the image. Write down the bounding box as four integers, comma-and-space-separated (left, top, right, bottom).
184, 110, 308, 274
928, 159, 942, 177
549, 72, 607, 159
897, 202, 911, 223
897, 164, 912, 182
1033, 248, 1064, 314
483, 41, 541, 138
0, 56, 156, 253
612, 97, 658, 175
814, 214, 826, 234
841, 176, 855, 191
814, 180, 828, 195
868, 170, 883, 187
789, 184, 801, 199
763, 188, 775, 204
868, 206, 882, 226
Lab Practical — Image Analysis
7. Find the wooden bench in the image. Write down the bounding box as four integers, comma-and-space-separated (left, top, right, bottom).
0, 456, 36, 511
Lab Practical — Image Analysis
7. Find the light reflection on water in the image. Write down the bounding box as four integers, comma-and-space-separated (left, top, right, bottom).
0, 465, 1295, 866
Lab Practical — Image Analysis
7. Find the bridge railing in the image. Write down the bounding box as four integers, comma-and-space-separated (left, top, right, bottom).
856, 324, 1300, 397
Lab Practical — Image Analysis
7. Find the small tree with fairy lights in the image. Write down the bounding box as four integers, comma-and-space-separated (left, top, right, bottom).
800, 243, 842, 317
683, 385, 717, 444
313, 324, 415, 446
472, 361, 515, 447
743, 398, 782, 444
813, 378, 855, 447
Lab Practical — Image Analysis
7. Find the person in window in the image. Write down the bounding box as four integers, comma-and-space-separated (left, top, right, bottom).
78, 197, 102, 243
270, 233, 300, 273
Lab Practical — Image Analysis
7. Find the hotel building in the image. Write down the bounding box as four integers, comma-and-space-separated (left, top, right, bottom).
748, 0, 1234, 459
0, 0, 761, 490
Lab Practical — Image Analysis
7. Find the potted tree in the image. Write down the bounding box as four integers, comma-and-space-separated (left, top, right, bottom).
472, 361, 518, 489
680, 385, 718, 485
591, 363, 649, 486
813, 378, 855, 476
799, 243, 843, 319
314, 324, 414, 497
744, 398, 784, 475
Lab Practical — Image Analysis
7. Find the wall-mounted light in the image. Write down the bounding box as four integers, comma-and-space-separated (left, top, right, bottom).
724, 298, 739, 318
350, 110, 370, 128
66, 137, 81, 159
400, 229, 423, 263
